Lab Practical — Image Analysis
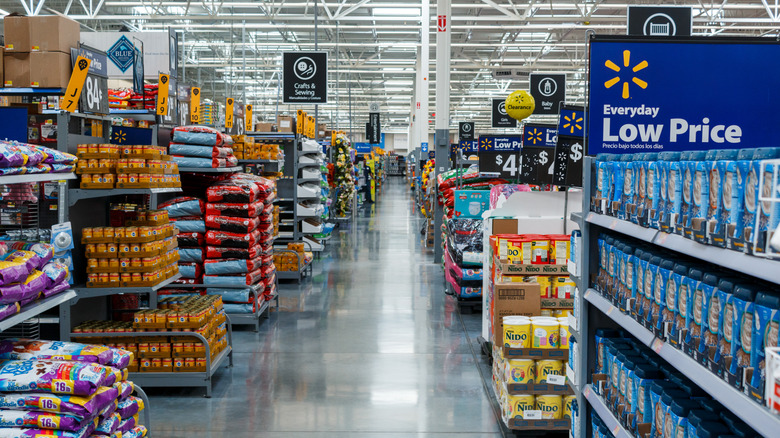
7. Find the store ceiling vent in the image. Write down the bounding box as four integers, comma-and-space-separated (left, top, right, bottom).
492, 69, 524, 79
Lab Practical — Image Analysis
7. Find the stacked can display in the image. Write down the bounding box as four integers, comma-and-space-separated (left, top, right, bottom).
75, 143, 182, 189
0, 339, 147, 437
202, 174, 277, 309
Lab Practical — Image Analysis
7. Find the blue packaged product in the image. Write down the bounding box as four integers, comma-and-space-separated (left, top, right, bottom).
595, 154, 611, 205
658, 390, 689, 437
636, 253, 652, 317
689, 273, 718, 347
612, 158, 625, 214
648, 159, 662, 228
653, 260, 675, 332
643, 256, 662, 325
594, 329, 621, 374
687, 410, 721, 438
743, 148, 780, 250
668, 399, 701, 438
666, 263, 688, 341
608, 240, 620, 297
649, 385, 684, 438
177, 248, 203, 263
598, 236, 607, 280
625, 248, 639, 308
728, 285, 757, 375
620, 155, 635, 220
708, 149, 740, 239
657, 153, 671, 222
631, 364, 663, 430
699, 278, 734, 360
679, 267, 703, 344
692, 151, 719, 231
683, 151, 708, 231
755, 148, 780, 253
697, 422, 732, 438
619, 244, 631, 304
750, 292, 780, 389
634, 154, 647, 221
729, 149, 755, 246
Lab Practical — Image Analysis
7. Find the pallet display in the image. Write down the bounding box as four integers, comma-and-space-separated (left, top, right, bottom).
571, 156, 780, 438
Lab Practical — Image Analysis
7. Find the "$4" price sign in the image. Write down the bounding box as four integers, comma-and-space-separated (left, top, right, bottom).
479, 151, 520, 179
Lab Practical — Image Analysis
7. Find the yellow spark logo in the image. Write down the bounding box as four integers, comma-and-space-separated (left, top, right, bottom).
526, 128, 543, 145
480, 138, 493, 151
563, 112, 583, 135
604, 50, 648, 99
113, 131, 127, 144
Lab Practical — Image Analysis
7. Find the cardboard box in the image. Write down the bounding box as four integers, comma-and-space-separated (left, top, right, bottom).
30, 52, 71, 88
3, 52, 30, 87
454, 190, 490, 219
318, 123, 327, 136
493, 281, 541, 345
4, 15, 30, 52
277, 116, 294, 132
492, 218, 518, 235
29, 16, 80, 53
254, 122, 274, 132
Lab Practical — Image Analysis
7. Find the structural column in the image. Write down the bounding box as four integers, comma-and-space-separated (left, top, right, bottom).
433, 0, 451, 262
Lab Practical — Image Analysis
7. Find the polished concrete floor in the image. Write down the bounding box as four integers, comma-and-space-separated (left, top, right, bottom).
148, 178, 504, 437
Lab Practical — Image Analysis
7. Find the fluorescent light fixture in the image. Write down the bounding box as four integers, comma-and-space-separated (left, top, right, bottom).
373, 7, 421, 17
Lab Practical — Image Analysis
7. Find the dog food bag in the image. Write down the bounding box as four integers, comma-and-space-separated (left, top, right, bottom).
170, 217, 206, 234
203, 257, 264, 275
116, 415, 138, 434
204, 230, 261, 249
0, 410, 97, 432
116, 397, 143, 421
94, 413, 121, 435
750, 291, 780, 389
157, 197, 205, 218
205, 246, 259, 260
177, 248, 204, 264
171, 126, 222, 146
113, 383, 133, 403
204, 215, 260, 234
0, 385, 118, 419
205, 201, 264, 218
726, 284, 756, 376
0, 360, 109, 397
177, 232, 204, 248
119, 425, 147, 438
0, 261, 29, 289
105, 349, 132, 371
0, 341, 113, 366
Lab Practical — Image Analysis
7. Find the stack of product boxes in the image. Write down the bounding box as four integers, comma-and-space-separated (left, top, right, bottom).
274, 243, 312, 272
73, 295, 228, 373
3, 15, 79, 88
76, 143, 181, 189
82, 206, 179, 288
489, 233, 575, 430
200, 102, 216, 125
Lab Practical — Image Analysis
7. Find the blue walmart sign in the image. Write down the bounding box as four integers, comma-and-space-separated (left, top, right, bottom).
588, 36, 780, 154
478, 136, 523, 152
108, 36, 135, 73
559, 107, 584, 138
522, 124, 557, 147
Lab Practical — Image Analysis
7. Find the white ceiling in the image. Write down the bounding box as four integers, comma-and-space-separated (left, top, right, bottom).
2, 0, 779, 133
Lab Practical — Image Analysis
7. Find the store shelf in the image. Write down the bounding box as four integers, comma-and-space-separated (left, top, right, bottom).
583, 384, 634, 438
0, 290, 76, 333
586, 212, 780, 284
246, 132, 296, 138
298, 178, 320, 183
72, 274, 182, 299
238, 159, 279, 164
0, 87, 64, 95
0, 173, 76, 185
178, 167, 242, 173
584, 289, 654, 346
68, 187, 182, 206
109, 109, 155, 115
585, 287, 780, 437
570, 211, 583, 227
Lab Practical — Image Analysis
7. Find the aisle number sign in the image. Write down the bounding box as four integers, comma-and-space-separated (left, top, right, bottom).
225, 98, 234, 129
156, 74, 170, 116
245, 104, 253, 132
190, 87, 201, 123
60, 56, 91, 112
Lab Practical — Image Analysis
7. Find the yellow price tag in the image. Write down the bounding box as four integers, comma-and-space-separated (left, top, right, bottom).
59, 56, 91, 112
156, 74, 170, 116
297, 110, 305, 134
245, 104, 253, 132
190, 87, 201, 124
225, 97, 234, 129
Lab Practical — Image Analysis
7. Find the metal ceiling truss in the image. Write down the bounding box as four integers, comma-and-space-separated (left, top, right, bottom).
1, 0, 776, 131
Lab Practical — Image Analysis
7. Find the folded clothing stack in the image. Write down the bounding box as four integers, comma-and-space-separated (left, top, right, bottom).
169, 126, 238, 169
0, 339, 147, 438
0, 242, 71, 322
159, 197, 206, 287
203, 174, 277, 311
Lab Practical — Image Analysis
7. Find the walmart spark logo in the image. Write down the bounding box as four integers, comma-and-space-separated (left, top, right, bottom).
479, 138, 493, 151
526, 128, 543, 145
562, 111, 583, 135
604, 50, 648, 99
113, 131, 127, 144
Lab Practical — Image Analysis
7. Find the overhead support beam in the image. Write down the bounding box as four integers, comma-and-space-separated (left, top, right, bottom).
337, 0, 372, 19
480, 0, 520, 20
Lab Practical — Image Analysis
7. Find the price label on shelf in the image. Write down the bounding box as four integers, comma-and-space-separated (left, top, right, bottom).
547, 374, 566, 386
583, 386, 591, 397
652, 338, 664, 354
612, 425, 621, 436
523, 410, 542, 420
609, 219, 618, 230
607, 305, 615, 315
656, 232, 669, 244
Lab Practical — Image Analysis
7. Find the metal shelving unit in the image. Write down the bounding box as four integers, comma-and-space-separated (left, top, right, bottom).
0, 173, 76, 185
575, 156, 780, 438
70, 324, 234, 398
0, 290, 77, 332
68, 187, 182, 206
166, 281, 278, 331
178, 166, 242, 173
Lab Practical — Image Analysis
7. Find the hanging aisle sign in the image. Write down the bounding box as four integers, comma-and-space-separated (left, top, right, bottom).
552, 104, 586, 187
519, 124, 558, 185
491, 98, 517, 128
588, 36, 780, 154
459, 122, 474, 141
368, 112, 381, 144
60, 56, 91, 112
627, 6, 692, 36
156, 73, 169, 116
225, 97, 234, 129
190, 87, 200, 124
283, 51, 328, 104
478, 136, 523, 179
529, 74, 566, 115
245, 104, 253, 132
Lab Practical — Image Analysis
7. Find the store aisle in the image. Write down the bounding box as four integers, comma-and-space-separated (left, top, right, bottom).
148, 177, 503, 437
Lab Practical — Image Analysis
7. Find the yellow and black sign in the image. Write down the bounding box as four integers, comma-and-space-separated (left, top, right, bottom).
245, 104, 253, 132
225, 97, 234, 129
296, 110, 305, 134
190, 87, 201, 124
60, 56, 91, 112
156, 74, 170, 116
